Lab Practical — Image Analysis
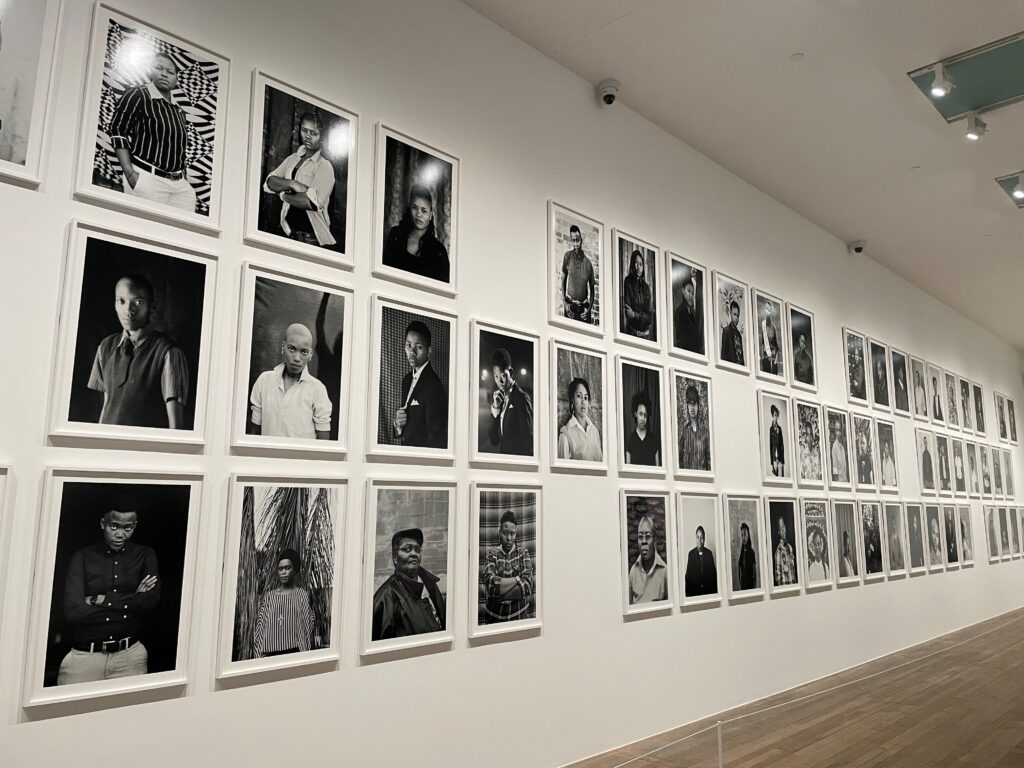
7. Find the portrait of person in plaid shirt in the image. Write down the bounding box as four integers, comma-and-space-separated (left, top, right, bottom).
481, 510, 535, 623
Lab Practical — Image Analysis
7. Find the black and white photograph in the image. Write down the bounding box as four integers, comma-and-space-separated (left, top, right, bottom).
614, 230, 660, 350
24, 469, 200, 706
49, 222, 216, 447
998, 507, 1011, 561
910, 357, 929, 421
245, 71, 357, 266
1008, 397, 1018, 445
875, 418, 898, 492
713, 271, 749, 374
373, 124, 458, 294
788, 303, 817, 392
551, 339, 607, 471
362, 481, 455, 654
723, 494, 763, 598
869, 340, 890, 412
944, 371, 960, 431
973, 381, 986, 436
890, 348, 911, 416
794, 399, 825, 489
470, 321, 538, 467
678, 493, 722, 605
801, 499, 833, 589
231, 264, 352, 455
852, 413, 876, 490
1009, 506, 1021, 557
980, 444, 993, 498
984, 506, 1000, 562
966, 441, 982, 497
0, 0, 62, 185
616, 356, 665, 474
548, 201, 604, 335
75, 5, 229, 230
992, 447, 1004, 498
825, 407, 853, 490
758, 391, 793, 485
368, 295, 456, 461
752, 288, 786, 384
927, 364, 945, 426
1003, 449, 1016, 500
843, 328, 870, 407
925, 504, 945, 571
859, 501, 884, 580
916, 428, 937, 496
958, 376, 974, 433
883, 502, 907, 576
943, 504, 960, 568
906, 503, 926, 573
832, 499, 860, 585
765, 497, 800, 594
951, 438, 967, 496
471, 483, 542, 637
218, 477, 344, 678
671, 370, 714, 479
619, 491, 674, 615
995, 392, 1009, 443
669, 252, 707, 362
958, 505, 974, 565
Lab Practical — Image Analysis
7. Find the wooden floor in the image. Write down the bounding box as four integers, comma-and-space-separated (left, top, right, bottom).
569, 608, 1024, 768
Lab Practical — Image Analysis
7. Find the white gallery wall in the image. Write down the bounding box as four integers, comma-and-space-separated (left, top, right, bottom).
0, 0, 1022, 765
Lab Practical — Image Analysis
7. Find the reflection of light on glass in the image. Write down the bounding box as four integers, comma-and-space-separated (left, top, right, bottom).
520, 368, 527, 376
417, 162, 440, 188
325, 122, 349, 158
480, 370, 488, 381
116, 35, 157, 77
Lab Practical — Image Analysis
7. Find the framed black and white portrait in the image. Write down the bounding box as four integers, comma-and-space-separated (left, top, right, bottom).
942, 504, 960, 569
957, 505, 974, 566
875, 418, 898, 493
972, 381, 986, 436
471, 483, 542, 637
851, 413, 877, 491
824, 407, 853, 492
362, 480, 455, 655
75, 4, 229, 231
1002, 449, 1016, 500
764, 497, 800, 595
924, 504, 945, 571
48, 221, 216, 448
367, 294, 456, 462
671, 369, 714, 480
883, 502, 907, 577
832, 499, 860, 585
616, 356, 665, 475
905, 503, 926, 573
0, 0, 62, 186
613, 230, 661, 351
957, 375, 974, 434
997, 507, 1011, 561
1009, 507, 1022, 557
910, 356, 929, 421
619, 490, 675, 615
231, 263, 353, 456
859, 500, 884, 582
794, 399, 825, 489
983, 506, 1000, 563
550, 338, 607, 471
470, 320, 539, 468
995, 392, 1009, 443
842, 328, 870, 407
868, 339, 890, 412
951, 438, 967, 497
217, 475, 345, 678
980, 444, 994, 499
1007, 397, 1018, 445
965, 441, 981, 498
24, 468, 201, 707
916, 428, 937, 496
751, 288, 786, 384
713, 271, 749, 374
935, 433, 953, 495
787, 303, 817, 392
758, 391, 793, 486
723, 494, 763, 599
800, 498, 833, 590
926, 363, 945, 426
678, 493, 722, 606
668, 252, 708, 363
548, 201, 604, 336
373, 124, 458, 295
889, 347, 911, 416
244, 71, 358, 267
943, 371, 960, 431
992, 445, 1005, 498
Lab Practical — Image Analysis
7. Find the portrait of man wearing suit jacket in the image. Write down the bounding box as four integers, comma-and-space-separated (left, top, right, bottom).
393, 320, 448, 449
486, 347, 534, 456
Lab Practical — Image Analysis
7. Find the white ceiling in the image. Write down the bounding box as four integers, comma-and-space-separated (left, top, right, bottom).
461, 0, 1024, 351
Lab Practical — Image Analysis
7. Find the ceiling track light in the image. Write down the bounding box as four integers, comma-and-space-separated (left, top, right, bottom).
930, 61, 955, 98
1013, 177, 1024, 201
965, 111, 988, 141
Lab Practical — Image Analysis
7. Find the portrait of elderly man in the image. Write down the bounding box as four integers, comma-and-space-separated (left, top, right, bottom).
481, 511, 535, 623
371, 527, 445, 640
627, 505, 668, 605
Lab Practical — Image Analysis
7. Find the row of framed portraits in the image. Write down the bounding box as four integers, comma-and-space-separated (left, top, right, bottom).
841, 327, 1019, 446
20, 470, 542, 708
984, 505, 1024, 564
914, 428, 1016, 501
619, 491, 1000, 616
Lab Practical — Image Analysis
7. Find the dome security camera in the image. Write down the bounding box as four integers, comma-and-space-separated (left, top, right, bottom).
598, 79, 619, 106
847, 240, 867, 255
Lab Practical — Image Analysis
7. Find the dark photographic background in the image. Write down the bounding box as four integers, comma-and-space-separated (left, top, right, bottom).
674, 374, 711, 472
43, 481, 190, 687
68, 236, 206, 428
671, 259, 704, 354
834, 502, 859, 576
555, 347, 603, 440
625, 495, 668, 573
846, 334, 866, 400
376, 305, 451, 447
617, 237, 658, 342
727, 498, 761, 591
477, 489, 537, 625
944, 506, 960, 563
768, 499, 798, 586
891, 350, 909, 412
870, 342, 889, 407
861, 503, 883, 575
789, 307, 814, 386
958, 379, 973, 431
907, 505, 926, 568
257, 84, 350, 251
884, 504, 904, 571
755, 294, 785, 378
973, 384, 985, 434
620, 362, 662, 466
382, 135, 453, 252
912, 359, 929, 417
476, 329, 534, 454
803, 501, 831, 575
246, 275, 345, 440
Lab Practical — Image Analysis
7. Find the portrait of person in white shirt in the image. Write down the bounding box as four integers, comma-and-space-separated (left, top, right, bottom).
250, 323, 332, 440
557, 376, 603, 462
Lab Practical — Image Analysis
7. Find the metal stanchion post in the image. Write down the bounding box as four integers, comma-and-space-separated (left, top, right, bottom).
717, 720, 724, 768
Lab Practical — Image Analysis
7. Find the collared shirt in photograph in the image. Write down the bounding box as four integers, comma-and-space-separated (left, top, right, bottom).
557, 415, 602, 461
774, 540, 796, 585
253, 588, 315, 656
831, 439, 848, 482
263, 146, 337, 246
562, 250, 594, 303
250, 363, 332, 439
482, 543, 535, 622
628, 552, 668, 604
88, 327, 190, 428
108, 81, 188, 173
679, 417, 709, 471
62, 541, 160, 646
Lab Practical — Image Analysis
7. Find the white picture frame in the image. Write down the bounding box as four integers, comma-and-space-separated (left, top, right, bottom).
787, 302, 818, 393
983, 506, 1000, 563
943, 370, 961, 432
832, 498, 861, 586
867, 339, 891, 413
615, 354, 667, 476
750, 287, 787, 386
722, 493, 766, 600
980, 444, 994, 500
910, 356, 930, 422
842, 327, 871, 408
942, 503, 961, 570
825, 406, 853, 492
924, 503, 946, 572
619, 489, 676, 616
799, 497, 834, 590
972, 380, 987, 437
957, 375, 975, 434
858, 499, 885, 583
874, 417, 899, 494
950, 437, 968, 498
957, 504, 975, 567
934, 433, 953, 497
763, 496, 801, 596
994, 391, 1010, 444
926, 363, 945, 427
915, 428, 937, 497
713, 270, 750, 375
667, 251, 710, 364
793, 398, 825, 490
677, 492, 723, 606
757, 390, 794, 486
612, 229, 662, 352
850, 412, 878, 491
889, 347, 912, 417
549, 337, 609, 472
965, 440, 982, 498
905, 502, 927, 574
1007, 397, 1019, 446
882, 501, 908, 578
670, 368, 715, 481
547, 200, 605, 338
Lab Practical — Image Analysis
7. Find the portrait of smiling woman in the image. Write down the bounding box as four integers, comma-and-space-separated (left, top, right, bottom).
552, 340, 607, 469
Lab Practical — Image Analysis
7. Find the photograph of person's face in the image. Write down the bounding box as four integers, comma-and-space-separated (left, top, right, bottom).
101, 510, 138, 551
634, 402, 648, 430
299, 118, 322, 154
276, 556, 295, 587
683, 281, 695, 309
695, 526, 705, 550
404, 329, 430, 369
409, 192, 433, 232
282, 324, 314, 377
149, 53, 179, 93
572, 381, 590, 421
636, 516, 654, 561
730, 303, 740, 327
569, 228, 583, 253
114, 277, 154, 332
392, 535, 422, 577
